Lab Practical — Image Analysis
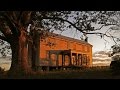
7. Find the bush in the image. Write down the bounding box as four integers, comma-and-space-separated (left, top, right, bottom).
110, 61, 120, 70
0, 67, 5, 74
110, 60, 120, 75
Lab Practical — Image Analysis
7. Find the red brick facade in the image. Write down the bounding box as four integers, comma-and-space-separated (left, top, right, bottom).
39, 33, 92, 67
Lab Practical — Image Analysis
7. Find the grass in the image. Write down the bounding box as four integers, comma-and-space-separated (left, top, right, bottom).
1, 66, 120, 79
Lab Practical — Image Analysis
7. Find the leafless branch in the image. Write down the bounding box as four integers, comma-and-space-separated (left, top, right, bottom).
107, 32, 117, 44
115, 14, 120, 22
94, 25, 105, 30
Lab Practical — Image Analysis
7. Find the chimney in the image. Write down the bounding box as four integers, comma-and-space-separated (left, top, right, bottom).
85, 36, 88, 42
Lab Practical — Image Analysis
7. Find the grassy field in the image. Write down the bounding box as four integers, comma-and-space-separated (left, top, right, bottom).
1, 66, 120, 79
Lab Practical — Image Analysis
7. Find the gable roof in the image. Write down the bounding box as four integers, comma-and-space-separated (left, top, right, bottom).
48, 32, 93, 46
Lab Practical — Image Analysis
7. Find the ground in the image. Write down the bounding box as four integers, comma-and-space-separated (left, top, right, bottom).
0, 57, 118, 79
0, 66, 120, 79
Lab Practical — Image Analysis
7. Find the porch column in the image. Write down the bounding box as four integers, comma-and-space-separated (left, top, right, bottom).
47, 51, 52, 71
62, 54, 64, 67
62, 54, 65, 66
76, 53, 78, 65
70, 52, 72, 65
56, 53, 59, 67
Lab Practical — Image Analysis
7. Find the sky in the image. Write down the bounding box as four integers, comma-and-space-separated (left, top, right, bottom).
53, 26, 119, 53
0, 16, 120, 57
0, 25, 119, 57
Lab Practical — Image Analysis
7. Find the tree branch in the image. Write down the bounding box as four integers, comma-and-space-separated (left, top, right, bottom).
106, 30, 117, 44
20, 11, 32, 27
39, 15, 119, 44
0, 21, 13, 40
86, 31, 118, 44
94, 25, 105, 30
18, 11, 24, 25
41, 16, 117, 34
2, 13, 19, 36
41, 16, 85, 33
0, 35, 8, 41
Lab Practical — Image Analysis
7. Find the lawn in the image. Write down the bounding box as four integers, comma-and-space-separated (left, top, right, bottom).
1, 66, 120, 79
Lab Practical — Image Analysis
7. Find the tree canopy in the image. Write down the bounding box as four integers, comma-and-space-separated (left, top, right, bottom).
0, 11, 120, 57
0, 11, 120, 74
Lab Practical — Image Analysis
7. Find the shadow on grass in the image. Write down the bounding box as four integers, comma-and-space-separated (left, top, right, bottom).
0, 66, 120, 79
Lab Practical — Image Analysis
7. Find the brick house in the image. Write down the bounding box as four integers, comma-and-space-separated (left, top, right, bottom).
36, 33, 93, 70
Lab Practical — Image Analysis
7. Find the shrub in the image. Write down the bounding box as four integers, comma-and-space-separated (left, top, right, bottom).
0, 67, 5, 74
110, 61, 120, 70
110, 60, 120, 75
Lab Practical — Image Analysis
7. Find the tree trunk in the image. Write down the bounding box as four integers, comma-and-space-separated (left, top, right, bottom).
8, 29, 33, 75
31, 30, 40, 71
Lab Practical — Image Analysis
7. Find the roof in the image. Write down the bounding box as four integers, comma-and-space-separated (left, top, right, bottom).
48, 32, 93, 46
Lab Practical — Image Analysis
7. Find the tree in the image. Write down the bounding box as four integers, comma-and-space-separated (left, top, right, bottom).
0, 11, 74, 75
0, 11, 120, 75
